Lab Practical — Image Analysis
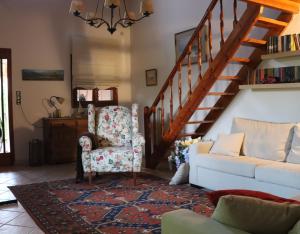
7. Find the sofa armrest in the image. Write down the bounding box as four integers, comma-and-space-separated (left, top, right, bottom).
79, 136, 93, 152
132, 133, 145, 147
189, 141, 214, 155
162, 209, 250, 234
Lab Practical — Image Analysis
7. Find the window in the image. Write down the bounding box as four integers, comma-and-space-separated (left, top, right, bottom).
72, 87, 118, 108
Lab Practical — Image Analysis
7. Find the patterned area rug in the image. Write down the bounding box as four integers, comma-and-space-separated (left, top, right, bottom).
9, 173, 214, 234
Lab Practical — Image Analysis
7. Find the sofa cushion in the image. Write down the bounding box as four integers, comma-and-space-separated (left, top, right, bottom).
287, 124, 300, 164
162, 209, 250, 234
210, 133, 244, 157
90, 146, 133, 172
231, 118, 294, 161
191, 154, 270, 178
212, 195, 300, 234
289, 220, 300, 234
255, 162, 300, 189
206, 189, 300, 207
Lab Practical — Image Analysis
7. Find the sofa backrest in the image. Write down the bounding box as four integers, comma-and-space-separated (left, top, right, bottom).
231, 118, 295, 162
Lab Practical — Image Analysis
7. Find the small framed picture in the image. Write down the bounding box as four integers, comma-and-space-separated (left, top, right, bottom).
145, 69, 157, 86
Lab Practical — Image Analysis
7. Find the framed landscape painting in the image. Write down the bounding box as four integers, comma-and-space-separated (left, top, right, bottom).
175, 26, 208, 66
22, 69, 64, 81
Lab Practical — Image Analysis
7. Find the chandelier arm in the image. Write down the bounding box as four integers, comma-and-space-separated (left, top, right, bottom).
101, 0, 105, 18
123, 0, 129, 16
75, 14, 91, 22
118, 22, 132, 28
113, 14, 147, 28
94, 20, 110, 29
94, 0, 100, 17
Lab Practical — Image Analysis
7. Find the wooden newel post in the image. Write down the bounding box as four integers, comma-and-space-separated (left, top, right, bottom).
144, 106, 152, 168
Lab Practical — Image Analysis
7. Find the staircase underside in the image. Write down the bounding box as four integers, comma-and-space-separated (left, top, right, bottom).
144, 0, 299, 168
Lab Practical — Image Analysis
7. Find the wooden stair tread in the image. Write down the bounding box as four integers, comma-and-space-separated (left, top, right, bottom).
229, 57, 251, 64
218, 76, 240, 80
195, 107, 224, 110
241, 38, 267, 48
186, 120, 215, 124
240, 0, 299, 13
178, 133, 205, 138
256, 16, 289, 29
208, 92, 236, 96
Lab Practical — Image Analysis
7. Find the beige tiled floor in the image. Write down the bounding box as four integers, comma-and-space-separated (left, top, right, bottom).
0, 162, 172, 234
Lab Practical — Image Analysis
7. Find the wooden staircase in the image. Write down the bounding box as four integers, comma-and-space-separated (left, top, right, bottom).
144, 0, 299, 168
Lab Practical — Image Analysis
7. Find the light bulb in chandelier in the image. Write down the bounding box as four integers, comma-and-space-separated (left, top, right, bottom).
69, 0, 154, 34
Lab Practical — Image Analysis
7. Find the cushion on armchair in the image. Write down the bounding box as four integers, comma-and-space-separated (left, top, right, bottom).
97, 106, 132, 147
90, 146, 134, 172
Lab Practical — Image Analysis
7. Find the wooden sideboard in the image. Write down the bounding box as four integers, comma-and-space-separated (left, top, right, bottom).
43, 118, 88, 164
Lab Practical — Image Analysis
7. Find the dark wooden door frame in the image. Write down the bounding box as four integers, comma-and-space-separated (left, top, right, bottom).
0, 48, 14, 166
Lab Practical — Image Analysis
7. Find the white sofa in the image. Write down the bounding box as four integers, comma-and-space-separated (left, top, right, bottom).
189, 118, 300, 198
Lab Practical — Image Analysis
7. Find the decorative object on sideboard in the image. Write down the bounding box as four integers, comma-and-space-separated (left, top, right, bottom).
22, 69, 64, 81
47, 96, 65, 118
145, 69, 157, 86
175, 27, 208, 66
69, 0, 154, 34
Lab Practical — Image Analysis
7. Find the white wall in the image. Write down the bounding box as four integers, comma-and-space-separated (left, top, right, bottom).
0, 0, 131, 164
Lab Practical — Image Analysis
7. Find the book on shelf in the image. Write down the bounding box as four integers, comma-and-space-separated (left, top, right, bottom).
256, 66, 300, 84
267, 34, 300, 54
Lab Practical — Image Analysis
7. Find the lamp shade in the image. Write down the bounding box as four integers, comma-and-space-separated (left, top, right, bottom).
104, 0, 121, 8
141, 0, 154, 15
56, 97, 65, 105
69, 0, 85, 14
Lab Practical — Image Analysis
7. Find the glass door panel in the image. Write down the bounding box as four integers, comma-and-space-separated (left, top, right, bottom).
0, 59, 11, 153
0, 49, 14, 165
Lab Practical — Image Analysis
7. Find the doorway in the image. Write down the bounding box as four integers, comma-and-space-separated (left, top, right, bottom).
0, 49, 14, 166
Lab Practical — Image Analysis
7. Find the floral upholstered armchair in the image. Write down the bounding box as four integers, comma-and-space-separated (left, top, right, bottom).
79, 104, 145, 184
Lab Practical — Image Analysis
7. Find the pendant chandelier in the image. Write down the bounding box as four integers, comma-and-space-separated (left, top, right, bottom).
69, 0, 154, 34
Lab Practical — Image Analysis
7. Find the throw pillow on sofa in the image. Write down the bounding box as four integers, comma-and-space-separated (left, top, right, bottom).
209, 133, 244, 157
287, 125, 300, 164
212, 195, 300, 234
206, 189, 300, 207
231, 118, 294, 161
169, 163, 189, 185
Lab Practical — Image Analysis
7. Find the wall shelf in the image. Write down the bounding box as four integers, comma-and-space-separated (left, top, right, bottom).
261, 50, 300, 60
239, 83, 300, 90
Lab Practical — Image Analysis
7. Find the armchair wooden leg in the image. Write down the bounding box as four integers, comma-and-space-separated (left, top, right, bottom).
88, 172, 92, 185
133, 172, 137, 186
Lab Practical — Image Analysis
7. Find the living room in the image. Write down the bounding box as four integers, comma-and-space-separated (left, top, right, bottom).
1, 0, 300, 233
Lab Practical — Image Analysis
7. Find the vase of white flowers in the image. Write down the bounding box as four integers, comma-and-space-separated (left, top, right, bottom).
169, 137, 201, 170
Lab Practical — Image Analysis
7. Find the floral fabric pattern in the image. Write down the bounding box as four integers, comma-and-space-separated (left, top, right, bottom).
90, 147, 134, 172
97, 106, 132, 147
132, 103, 139, 134
80, 104, 145, 174
79, 136, 92, 152
88, 104, 96, 134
